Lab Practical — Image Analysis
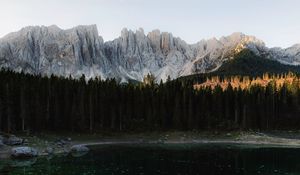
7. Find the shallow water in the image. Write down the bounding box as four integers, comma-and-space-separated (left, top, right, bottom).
1, 143, 300, 175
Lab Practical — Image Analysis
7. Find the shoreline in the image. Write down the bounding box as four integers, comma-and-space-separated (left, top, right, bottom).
2, 131, 300, 159
79, 138, 300, 148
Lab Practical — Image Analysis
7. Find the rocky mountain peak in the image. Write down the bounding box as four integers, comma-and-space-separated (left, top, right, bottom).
0, 25, 299, 82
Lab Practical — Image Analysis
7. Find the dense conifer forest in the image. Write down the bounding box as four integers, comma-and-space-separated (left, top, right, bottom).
1, 69, 300, 133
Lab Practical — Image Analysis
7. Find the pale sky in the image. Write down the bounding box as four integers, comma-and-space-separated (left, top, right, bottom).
0, 0, 299, 48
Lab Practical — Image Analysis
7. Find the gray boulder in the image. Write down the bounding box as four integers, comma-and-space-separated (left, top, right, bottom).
70, 145, 89, 157
11, 147, 38, 158
70, 145, 89, 153
0, 140, 4, 147
4, 135, 23, 146
0, 136, 4, 147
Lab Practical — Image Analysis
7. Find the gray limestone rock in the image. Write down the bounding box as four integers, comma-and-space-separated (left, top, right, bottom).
3, 135, 23, 146
11, 147, 38, 158
0, 25, 298, 82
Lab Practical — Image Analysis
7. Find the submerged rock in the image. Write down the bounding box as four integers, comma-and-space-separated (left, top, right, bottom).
71, 151, 88, 157
11, 147, 38, 158
10, 158, 37, 167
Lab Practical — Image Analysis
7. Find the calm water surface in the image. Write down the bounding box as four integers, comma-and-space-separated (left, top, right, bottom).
1, 143, 300, 175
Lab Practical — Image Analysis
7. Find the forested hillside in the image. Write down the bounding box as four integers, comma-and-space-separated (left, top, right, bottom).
1, 69, 300, 133
180, 50, 300, 83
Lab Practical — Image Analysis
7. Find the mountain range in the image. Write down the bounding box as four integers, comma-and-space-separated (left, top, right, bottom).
0, 25, 299, 82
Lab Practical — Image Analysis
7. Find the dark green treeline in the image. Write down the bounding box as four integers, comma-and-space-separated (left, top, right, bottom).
1, 70, 300, 133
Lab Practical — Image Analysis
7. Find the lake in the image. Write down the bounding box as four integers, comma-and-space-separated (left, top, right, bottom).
1, 143, 300, 175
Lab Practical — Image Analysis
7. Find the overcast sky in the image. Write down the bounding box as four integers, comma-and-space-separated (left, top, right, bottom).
0, 0, 299, 48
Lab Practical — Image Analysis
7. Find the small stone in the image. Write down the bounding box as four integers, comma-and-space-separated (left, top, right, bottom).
60, 140, 66, 145
157, 139, 164, 144
45, 147, 54, 155
23, 139, 29, 145
70, 145, 89, 157
56, 139, 67, 147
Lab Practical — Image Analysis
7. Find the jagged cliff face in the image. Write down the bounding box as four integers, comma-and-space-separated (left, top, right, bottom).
0, 25, 299, 82
0, 25, 109, 78
104, 28, 195, 81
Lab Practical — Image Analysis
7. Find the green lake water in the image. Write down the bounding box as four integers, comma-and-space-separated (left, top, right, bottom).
1, 143, 300, 175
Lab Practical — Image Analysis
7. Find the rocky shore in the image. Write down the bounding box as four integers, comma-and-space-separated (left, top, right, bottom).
0, 133, 89, 159
2, 131, 300, 159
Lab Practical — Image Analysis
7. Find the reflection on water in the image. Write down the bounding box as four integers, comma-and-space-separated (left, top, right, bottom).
9, 158, 37, 168
1, 143, 300, 175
